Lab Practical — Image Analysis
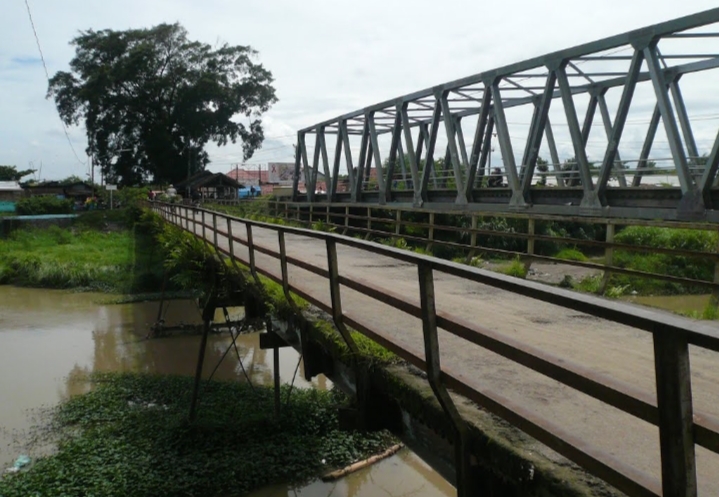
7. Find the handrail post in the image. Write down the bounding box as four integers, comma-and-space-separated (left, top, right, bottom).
326, 205, 330, 224
225, 216, 241, 273
525, 218, 535, 273
212, 212, 218, 250
326, 239, 359, 354
202, 210, 207, 241
418, 262, 474, 496
395, 209, 402, 238
601, 222, 615, 295
326, 238, 366, 427
343, 206, 350, 235
246, 223, 261, 284
278, 230, 299, 311
467, 215, 478, 263
365, 207, 372, 240
653, 328, 697, 497
427, 212, 435, 252
712, 226, 719, 304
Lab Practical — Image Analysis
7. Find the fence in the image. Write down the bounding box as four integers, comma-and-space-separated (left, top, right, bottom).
255, 200, 719, 296
154, 201, 719, 497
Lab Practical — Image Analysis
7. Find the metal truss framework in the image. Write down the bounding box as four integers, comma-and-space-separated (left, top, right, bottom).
292, 8, 719, 222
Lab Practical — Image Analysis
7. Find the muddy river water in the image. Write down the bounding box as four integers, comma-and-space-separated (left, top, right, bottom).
0, 286, 453, 497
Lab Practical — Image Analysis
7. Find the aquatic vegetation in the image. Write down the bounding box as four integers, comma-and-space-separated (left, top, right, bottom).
0, 373, 394, 497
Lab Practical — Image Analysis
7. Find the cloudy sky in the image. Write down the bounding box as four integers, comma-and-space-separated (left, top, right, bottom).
1, 0, 718, 181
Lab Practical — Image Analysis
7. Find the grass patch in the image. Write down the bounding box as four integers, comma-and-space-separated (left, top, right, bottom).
681, 299, 719, 320
497, 258, 527, 279
612, 226, 717, 295
0, 372, 395, 497
554, 248, 588, 262
573, 275, 602, 294
0, 226, 136, 292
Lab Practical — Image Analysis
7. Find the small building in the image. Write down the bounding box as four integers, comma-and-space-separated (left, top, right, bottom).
176, 171, 244, 200
226, 167, 275, 195
24, 181, 94, 202
0, 181, 23, 212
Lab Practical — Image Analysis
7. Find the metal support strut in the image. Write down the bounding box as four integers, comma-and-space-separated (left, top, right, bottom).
418, 262, 475, 495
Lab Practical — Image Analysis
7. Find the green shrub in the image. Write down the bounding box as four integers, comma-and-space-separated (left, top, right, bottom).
497, 258, 527, 278
612, 226, 717, 294
15, 196, 73, 215
555, 248, 588, 262
574, 275, 602, 294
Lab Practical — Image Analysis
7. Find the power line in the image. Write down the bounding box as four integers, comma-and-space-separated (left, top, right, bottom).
23, 0, 86, 166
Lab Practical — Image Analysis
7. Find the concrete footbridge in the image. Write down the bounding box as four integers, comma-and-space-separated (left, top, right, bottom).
154, 201, 719, 497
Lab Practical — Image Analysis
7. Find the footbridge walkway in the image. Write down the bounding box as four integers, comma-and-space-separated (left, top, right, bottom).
153, 202, 719, 497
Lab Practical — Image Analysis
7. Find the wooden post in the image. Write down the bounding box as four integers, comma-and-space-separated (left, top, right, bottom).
343, 206, 350, 236
712, 227, 719, 304
202, 210, 207, 242
653, 329, 697, 497
395, 209, 402, 238
326, 205, 330, 224
467, 215, 478, 263
524, 218, 535, 273
212, 213, 218, 250
246, 223, 260, 284
601, 223, 615, 295
365, 207, 372, 240
427, 212, 435, 253
273, 346, 281, 418
309, 204, 314, 226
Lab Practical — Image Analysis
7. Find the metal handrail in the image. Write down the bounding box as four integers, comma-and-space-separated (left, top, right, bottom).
154, 202, 719, 497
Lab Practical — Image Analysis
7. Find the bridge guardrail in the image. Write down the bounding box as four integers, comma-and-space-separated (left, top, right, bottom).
154, 201, 719, 497
254, 200, 719, 295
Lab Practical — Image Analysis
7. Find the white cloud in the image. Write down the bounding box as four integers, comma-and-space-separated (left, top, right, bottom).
1, 0, 717, 179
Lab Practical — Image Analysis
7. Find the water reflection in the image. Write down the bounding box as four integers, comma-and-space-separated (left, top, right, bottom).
250, 449, 454, 497
0, 286, 324, 467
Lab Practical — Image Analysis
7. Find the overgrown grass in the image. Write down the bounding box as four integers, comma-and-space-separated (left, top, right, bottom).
0, 226, 135, 292
554, 248, 588, 262
680, 299, 719, 320
497, 258, 527, 279
611, 226, 717, 295
0, 372, 395, 497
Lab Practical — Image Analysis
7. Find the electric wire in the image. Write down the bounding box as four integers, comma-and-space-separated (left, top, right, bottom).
23, 0, 86, 166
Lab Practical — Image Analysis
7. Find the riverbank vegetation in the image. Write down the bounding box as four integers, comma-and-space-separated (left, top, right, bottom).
0, 207, 207, 295
0, 372, 395, 497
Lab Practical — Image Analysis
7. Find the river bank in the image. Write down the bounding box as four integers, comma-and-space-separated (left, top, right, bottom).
0, 287, 452, 497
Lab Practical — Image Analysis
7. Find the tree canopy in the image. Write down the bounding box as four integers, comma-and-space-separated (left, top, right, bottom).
0, 165, 35, 182
48, 23, 277, 186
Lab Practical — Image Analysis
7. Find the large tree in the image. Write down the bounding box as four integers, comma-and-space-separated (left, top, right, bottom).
48, 23, 277, 186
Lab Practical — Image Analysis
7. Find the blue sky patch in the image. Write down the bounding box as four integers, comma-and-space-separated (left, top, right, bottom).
11, 56, 42, 66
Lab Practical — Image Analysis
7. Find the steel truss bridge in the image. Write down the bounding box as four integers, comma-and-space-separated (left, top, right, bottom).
290, 9, 719, 223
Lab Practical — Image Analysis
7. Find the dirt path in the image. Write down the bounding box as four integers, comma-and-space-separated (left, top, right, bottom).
183, 210, 719, 495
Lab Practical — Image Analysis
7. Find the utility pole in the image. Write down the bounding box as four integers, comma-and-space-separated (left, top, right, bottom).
90, 153, 94, 198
